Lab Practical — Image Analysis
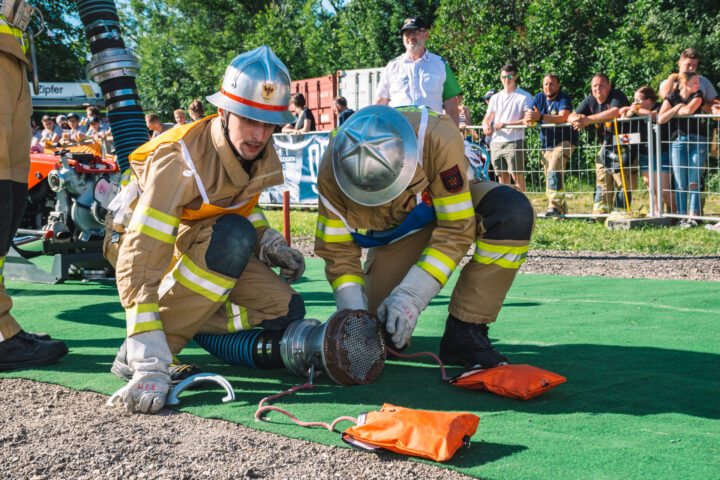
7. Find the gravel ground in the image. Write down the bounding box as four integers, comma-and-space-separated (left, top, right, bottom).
2, 246, 718, 480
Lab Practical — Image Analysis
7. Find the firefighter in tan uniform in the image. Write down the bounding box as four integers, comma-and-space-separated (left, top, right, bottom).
106, 46, 305, 413
315, 105, 534, 369
0, 3, 68, 371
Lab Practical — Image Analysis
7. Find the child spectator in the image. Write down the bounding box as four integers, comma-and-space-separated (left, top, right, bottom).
188, 99, 205, 121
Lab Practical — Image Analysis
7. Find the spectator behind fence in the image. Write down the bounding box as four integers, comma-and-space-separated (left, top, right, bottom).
659, 48, 717, 112
482, 64, 532, 192
568, 73, 634, 214
173, 109, 187, 126
40, 115, 62, 143
524, 74, 577, 216
56, 115, 69, 131
145, 113, 173, 139
458, 94, 479, 142
375, 17, 461, 126
282, 93, 315, 134
188, 99, 205, 121
66, 113, 86, 143
622, 86, 674, 214
86, 116, 107, 141
658, 72, 706, 227
81, 106, 101, 127
480, 89, 496, 147
333, 96, 354, 126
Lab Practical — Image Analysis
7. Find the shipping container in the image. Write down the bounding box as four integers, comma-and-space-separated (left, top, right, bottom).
337, 67, 384, 113
291, 75, 337, 131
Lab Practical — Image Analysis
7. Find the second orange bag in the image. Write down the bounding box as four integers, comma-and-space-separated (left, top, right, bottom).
341, 403, 479, 462
449, 364, 566, 400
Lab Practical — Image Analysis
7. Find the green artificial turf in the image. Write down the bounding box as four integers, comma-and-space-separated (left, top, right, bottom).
2, 258, 719, 480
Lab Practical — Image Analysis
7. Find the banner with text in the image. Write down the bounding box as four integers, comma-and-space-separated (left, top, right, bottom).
261, 132, 329, 205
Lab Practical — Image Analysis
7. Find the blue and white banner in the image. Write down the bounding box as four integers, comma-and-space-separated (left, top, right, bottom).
261, 132, 329, 205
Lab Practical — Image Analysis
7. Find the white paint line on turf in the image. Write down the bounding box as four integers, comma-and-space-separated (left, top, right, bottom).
505, 296, 720, 315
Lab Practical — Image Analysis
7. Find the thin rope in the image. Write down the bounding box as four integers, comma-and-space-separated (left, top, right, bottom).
254, 381, 357, 431
386, 347, 452, 381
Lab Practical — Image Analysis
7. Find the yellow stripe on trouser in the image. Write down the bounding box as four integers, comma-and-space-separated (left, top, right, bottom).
316, 215, 353, 242
172, 255, 235, 303
0, 256, 4, 284
331, 274, 364, 292
433, 192, 475, 221
417, 248, 456, 285
225, 301, 251, 332
126, 303, 163, 336
129, 205, 180, 244
473, 241, 528, 269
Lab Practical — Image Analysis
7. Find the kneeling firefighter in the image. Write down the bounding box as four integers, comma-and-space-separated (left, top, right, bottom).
314, 105, 535, 368
105, 47, 308, 413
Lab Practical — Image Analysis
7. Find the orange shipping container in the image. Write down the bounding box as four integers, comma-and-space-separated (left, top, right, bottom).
291, 74, 338, 131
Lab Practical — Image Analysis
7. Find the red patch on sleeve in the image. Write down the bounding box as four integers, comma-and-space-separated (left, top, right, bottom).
439, 165, 463, 193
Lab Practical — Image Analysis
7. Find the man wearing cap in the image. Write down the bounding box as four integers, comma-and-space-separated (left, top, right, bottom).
375, 18, 462, 127
105, 46, 307, 413
1, 2, 69, 371
315, 105, 534, 369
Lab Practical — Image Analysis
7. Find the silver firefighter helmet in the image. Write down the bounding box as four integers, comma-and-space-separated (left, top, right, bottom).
206, 45, 294, 125
332, 105, 418, 206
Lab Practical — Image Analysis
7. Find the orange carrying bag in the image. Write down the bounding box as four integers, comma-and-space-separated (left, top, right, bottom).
450, 364, 566, 400
341, 403, 479, 462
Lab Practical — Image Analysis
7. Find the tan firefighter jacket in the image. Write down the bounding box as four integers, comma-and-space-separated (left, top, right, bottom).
113, 115, 284, 332
315, 107, 475, 292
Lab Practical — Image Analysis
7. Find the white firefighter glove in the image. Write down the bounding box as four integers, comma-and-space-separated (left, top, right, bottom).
334, 283, 368, 311
258, 228, 306, 283
110, 330, 172, 414
376, 265, 442, 349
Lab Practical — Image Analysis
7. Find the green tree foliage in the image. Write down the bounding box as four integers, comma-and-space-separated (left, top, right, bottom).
104, 0, 719, 121
31, 0, 88, 81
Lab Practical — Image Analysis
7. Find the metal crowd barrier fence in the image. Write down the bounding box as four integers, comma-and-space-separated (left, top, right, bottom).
465, 113, 720, 222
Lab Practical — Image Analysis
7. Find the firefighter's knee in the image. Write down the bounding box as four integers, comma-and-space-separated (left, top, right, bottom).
205, 214, 257, 278
258, 294, 306, 330
477, 185, 534, 241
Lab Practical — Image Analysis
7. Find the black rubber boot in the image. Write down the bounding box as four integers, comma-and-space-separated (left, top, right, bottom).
0, 330, 68, 372
438, 315, 508, 368
111, 339, 201, 385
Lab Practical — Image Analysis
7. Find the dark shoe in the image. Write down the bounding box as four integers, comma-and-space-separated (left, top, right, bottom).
0, 330, 68, 372
111, 340, 201, 385
439, 315, 508, 368
544, 207, 562, 217
25, 332, 52, 341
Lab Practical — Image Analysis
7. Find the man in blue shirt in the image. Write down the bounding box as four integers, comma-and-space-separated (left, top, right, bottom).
524, 74, 576, 216
333, 96, 355, 126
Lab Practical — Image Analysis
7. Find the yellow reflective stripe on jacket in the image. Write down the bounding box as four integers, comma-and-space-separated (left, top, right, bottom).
126, 303, 163, 335
395, 106, 439, 117
473, 241, 528, 270
0, 255, 4, 284
172, 255, 234, 303
331, 274, 364, 292
417, 247, 456, 285
248, 208, 269, 229
316, 215, 353, 242
433, 192, 474, 221
226, 302, 251, 332
129, 205, 180, 244
120, 168, 134, 187
0, 21, 27, 53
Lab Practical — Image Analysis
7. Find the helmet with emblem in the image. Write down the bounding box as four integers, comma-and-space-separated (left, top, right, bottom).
206, 45, 294, 125
332, 105, 418, 207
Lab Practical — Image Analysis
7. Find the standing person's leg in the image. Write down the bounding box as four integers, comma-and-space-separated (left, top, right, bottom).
0, 52, 68, 370
593, 154, 613, 214
612, 158, 637, 211
509, 139, 526, 192
491, 142, 512, 186
688, 135, 707, 216
671, 138, 689, 215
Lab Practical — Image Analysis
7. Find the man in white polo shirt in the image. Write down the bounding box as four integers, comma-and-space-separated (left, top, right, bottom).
482, 64, 532, 192
375, 17, 461, 126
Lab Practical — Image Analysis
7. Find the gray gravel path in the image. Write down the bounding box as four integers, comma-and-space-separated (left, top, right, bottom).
2, 247, 718, 479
